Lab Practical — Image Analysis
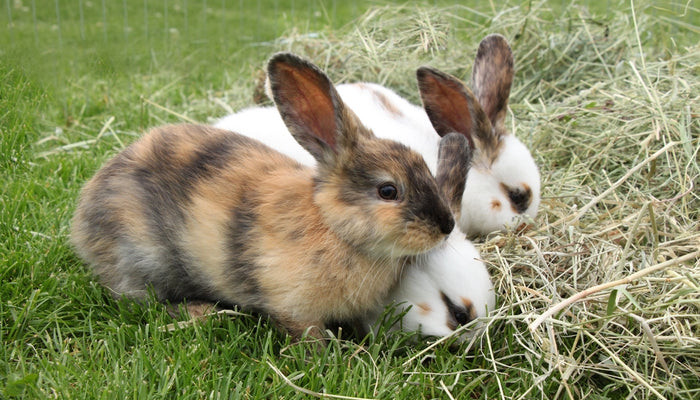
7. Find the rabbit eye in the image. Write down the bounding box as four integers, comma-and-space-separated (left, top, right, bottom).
377, 183, 398, 201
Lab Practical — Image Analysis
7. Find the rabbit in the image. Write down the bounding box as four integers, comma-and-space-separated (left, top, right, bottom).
217, 98, 496, 339
214, 106, 317, 167
215, 34, 540, 237
71, 52, 456, 341
414, 34, 540, 236
362, 133, 495, 340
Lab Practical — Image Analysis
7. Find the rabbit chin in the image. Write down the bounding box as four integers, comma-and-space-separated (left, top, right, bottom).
460, 135, 541, 236
367, 233, 449, 259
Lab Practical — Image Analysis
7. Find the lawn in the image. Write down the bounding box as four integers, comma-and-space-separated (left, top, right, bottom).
1, 0, 699, 398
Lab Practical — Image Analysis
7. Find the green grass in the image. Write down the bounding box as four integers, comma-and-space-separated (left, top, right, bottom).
2, 0, 699, 399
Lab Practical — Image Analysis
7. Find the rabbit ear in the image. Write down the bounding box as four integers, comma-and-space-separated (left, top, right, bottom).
436, 132, 472, 218
416, 66, 495, 152
267, 53, 368, 165
471, 34, 514, 138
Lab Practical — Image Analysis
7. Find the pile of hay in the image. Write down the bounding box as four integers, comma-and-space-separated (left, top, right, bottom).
229, 2, 699, 398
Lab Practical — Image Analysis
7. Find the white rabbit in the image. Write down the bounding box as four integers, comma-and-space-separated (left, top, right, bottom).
370, 227, 494, 340
340, 34, 541, 236
332, 82, 441, 175
216, 34, 540, 236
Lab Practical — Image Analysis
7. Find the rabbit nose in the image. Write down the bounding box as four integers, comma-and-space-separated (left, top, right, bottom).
441, 292, 476, 330
500, 182, 532, 214
440, 215, 455, 235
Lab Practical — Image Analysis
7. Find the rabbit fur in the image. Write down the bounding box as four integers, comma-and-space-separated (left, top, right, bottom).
363, 133, 495, 340
71, 53, 456, 340
215, 93, 496, 340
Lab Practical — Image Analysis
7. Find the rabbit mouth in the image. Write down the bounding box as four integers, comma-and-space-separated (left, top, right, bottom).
394, 223, 452, 256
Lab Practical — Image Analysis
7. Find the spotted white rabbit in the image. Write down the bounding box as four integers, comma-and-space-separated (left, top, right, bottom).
215, 34, 540, 236
71, 53, 456, 341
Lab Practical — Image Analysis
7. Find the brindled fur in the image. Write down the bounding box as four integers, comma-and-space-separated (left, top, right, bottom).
71, 53, 455, 340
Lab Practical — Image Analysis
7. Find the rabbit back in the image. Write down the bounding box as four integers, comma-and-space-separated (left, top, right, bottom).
215, 83, 441, 174
214, 106, 316, 167
336, 83, 440, 174
71, 124, 289, 307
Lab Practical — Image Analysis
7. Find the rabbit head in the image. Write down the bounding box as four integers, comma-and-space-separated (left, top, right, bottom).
370, 133, 495, 340
417, 34, 541, 236
388, 228, 494, 339
267, 53, 455, 257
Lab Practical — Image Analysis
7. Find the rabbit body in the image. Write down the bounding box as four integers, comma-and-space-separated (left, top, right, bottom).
72, 54, 455, 339
213, 82, 440, 172
334, 83, 440, 175
215, 106, 316, 167
214, 82, 440, 174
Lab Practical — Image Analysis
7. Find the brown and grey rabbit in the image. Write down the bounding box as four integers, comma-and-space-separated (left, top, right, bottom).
70, 53, 455, 340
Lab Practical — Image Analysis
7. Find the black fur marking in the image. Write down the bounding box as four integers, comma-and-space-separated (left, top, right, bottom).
155, 247, 219, 303
136, 131, 239, 206
78, 197, 125, 255
406, 166, 455, 235
288, 227, 305, 241
335, 161, 378, 204
441, 291, 474, 329
78, 158, 134, 250
502, 184, 532, 214
187, 136, 238, 181
223, 193, 265, 308
127, 129, 245, 304
311, 249, 325, 266
436, 133, 471, 215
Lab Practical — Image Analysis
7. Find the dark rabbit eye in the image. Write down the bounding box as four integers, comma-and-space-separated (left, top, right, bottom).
377, 183, 398, 201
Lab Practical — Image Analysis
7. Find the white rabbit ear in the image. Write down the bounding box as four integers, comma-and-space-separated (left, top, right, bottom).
436, 133, 472, 218
416, 66, 497, 157
267, 52, 369, 165
471, 34, 514, 138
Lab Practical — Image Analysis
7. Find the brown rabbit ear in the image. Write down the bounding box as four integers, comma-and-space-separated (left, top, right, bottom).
436, 132, 472, 217
416, 66, 494, 150
471, 34, 514, 137
267, 52, 367, 164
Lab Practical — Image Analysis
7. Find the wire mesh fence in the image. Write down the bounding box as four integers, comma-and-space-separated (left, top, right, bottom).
3, 1, 696, 53
3, 1, 363, 48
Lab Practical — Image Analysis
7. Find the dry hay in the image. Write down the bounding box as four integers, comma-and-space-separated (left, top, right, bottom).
249, 2, 699, 398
